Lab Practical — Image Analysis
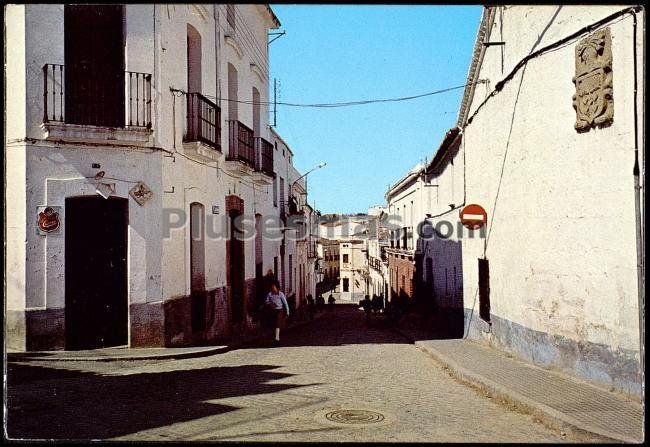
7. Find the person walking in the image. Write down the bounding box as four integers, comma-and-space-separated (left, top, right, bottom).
265, 279, 290, 343
328, 293, 336, 311
361, 295, 372, 325
371, 294, 382, 315
316, 294, 325, 312
307, 294, 316, 321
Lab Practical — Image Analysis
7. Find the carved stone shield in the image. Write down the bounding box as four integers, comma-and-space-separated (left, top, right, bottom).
572, 28, 613, 131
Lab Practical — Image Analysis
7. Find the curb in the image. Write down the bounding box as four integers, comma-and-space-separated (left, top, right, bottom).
6, 345, 232, 363
7, 309, 327, 363
392, 326, 637, 444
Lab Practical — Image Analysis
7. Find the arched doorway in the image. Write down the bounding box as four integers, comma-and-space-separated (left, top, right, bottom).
190, 202, 206, 332
227, 196, 245, 325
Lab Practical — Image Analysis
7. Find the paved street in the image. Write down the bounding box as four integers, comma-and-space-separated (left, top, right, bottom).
7, 305, 596, 442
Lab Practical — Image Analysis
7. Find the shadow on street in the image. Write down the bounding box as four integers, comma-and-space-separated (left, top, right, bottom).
243, 303, 454, 349
6, 363, 318, 440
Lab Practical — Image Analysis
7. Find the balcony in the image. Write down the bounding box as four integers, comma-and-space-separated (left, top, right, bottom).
41, 63, 153, 145
307, 240, 318, 259
279, 199, 288, 221
183, 92, 221, 162
255, 137, 274, 176
225, 120, 256, 176
252, 136, 274, 185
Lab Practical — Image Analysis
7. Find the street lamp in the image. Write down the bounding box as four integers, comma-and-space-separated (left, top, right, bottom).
291, 161, 327, 190
290, 161, 327, 227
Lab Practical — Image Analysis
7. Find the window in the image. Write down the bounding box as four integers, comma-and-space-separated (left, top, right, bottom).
187, 24, 202, 93
279, 177, 285, 210
343, 278, 349, 292
227, 63, 238, 121
343, 254, 349, 264
273, 176, 278, 207
288, 254, 293, 292
252, 87, 260, 136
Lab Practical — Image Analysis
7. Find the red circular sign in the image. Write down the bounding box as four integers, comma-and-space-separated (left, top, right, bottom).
459, 204, 487, 230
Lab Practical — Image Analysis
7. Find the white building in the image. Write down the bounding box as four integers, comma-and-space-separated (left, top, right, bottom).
6, 4, 322, 351
384, 163, 429, 305
338, 239, 368, 303
456, 5, 644, 395
366, 209, 390, 301
377, 5, 644, 397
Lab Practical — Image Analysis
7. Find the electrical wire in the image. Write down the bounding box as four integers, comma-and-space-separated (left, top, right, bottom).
176, 82, 478, 109
465, 6, 641, 126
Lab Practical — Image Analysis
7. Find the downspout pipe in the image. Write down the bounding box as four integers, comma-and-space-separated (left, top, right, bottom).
629, 7, 644, 400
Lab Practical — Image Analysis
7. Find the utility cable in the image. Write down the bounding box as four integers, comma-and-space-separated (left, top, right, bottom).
175, 82, 479, 109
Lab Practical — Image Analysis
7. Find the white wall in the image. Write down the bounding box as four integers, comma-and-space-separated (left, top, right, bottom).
6, 5, 28, 314
6, 3, 285, 349
460, 5, 643, 394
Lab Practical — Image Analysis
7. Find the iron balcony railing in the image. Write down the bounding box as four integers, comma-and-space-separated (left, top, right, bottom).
43, 63, 152, 128
255, 137, 274, 176
227, 120, 256, 167
307, 240, 318, 258
185, 92, 221, 150
279, 199, 288, 220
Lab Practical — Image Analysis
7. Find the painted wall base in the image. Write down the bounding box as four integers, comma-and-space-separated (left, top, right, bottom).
463, 309, 642, 397
6, 308, 65, 351
8, 281, 265, 351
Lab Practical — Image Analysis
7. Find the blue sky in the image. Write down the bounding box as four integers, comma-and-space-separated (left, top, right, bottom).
269, 5, 483, 214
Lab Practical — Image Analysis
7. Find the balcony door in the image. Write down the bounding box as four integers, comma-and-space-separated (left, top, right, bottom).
64, 5, 125, 127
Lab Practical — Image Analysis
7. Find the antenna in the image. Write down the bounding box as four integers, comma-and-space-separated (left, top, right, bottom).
273, 78, 277, 127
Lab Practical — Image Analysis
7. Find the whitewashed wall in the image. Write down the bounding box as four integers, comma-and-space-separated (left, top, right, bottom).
461, 5, 644, 395
6, 3, 284, 349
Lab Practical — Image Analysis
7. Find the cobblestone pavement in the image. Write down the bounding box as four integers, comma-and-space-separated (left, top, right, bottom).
6, 305, 600, 442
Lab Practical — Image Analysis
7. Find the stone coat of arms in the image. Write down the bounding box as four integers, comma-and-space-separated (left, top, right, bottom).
572, 27, 613, 131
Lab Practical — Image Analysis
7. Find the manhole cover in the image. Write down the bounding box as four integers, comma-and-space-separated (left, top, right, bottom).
325, 409, 385, 424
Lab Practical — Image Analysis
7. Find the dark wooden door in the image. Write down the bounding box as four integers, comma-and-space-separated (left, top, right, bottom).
65, 197, 128, 350
229, 211, 245, 323
190, 203, 206, 332
64, 5, 125, 127
478, 258, 491, 323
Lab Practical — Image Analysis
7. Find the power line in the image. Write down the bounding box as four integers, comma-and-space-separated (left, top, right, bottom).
194, 82, 477, 108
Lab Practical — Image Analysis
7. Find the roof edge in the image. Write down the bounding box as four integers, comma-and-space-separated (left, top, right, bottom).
425, 127, 461, 174
456, 6, 495, 127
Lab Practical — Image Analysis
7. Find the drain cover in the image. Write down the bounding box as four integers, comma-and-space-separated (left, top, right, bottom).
325, 409, 385, 424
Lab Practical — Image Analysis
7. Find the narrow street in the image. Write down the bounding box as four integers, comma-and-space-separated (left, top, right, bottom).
7, 305, 587, 442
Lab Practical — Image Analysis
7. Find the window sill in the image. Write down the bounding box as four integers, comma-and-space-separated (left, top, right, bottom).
182, 141, 222, 163
41, 122, 153, 147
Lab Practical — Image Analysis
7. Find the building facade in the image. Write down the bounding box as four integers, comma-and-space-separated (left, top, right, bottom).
366, 209, 390, 300
338, 240, 367, 303
456, 5, 644, 395
6, 4, 318, 351
384, 164, 426, 306
376, 5, 644, 396
319, 238, 340, 286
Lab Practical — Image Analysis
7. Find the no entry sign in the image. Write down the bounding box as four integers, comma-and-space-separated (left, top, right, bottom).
460, 204, 487, 230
